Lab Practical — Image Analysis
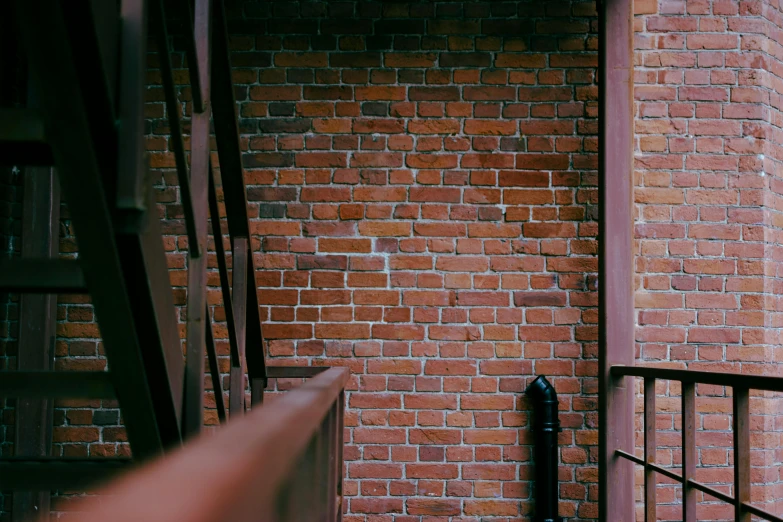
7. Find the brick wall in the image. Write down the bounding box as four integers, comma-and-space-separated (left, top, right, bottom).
3, 0, 783, 521
634, 0, 783, 519
188, 1, 600, 519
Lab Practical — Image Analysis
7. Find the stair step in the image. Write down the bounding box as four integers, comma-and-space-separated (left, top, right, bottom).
0, 108, 54, 165
0, 458, 130, 490
0, 258, 87, 293
0, 371, 115, 399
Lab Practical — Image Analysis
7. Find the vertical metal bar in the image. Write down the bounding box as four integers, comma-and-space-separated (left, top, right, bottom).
205, 304, 226, 423
597, 0, 635, 519
12, 165, 59, 522
176, 0, 204, 113
116, 0, 148, 211
644, 378, 656, 522
229, 238, 248, 416
212, 0, 267, 387
208, 166, 241, 368
181, 0, 212, 439
336, 391, 345, 522
682, 382, 696, 522
733, 387, 751, 522
326, 404, 338, 521
150, 0, 200, 257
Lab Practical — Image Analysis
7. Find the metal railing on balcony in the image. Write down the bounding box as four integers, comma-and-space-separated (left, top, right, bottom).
610, 365, 783, 522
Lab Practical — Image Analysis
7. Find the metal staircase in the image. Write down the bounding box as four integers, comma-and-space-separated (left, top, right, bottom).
0, 0, 269, 517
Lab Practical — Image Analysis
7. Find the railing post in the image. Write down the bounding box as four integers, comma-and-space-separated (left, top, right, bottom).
229, 237, 248, 416
733, 387, 750, 522
598, 0, 635, 520
682, 382, 696, 522
644, 378, 656, 522
182, 0, 212, 438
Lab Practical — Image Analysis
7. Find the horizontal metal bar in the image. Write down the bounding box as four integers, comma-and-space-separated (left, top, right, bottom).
0, 258, 87, 293
267, 366, 329, 379
614, 449, 644, 466
0, 108, 53, 165
0, 371, 115, 399
0, 458, 130, 489
742, 502, 783, 522
611, 365, 783, 392
74, 368, 349, 522
615, 450, 684, 484
687, 479, 734, 505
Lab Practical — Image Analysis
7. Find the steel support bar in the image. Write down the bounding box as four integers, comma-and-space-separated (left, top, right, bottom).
0, 259, 87, 294
182, 0, 212, 439
612, 365, 783, 392
682, 382, 696, 522
0, 108, 53, 165
211, 0, 267, 388
115, 185, 185, 448
643, 379, 656, 522
205, 306, 227, 423
733, 387, 751, 522
229, 237, 248, 417
0, 459, 130, 490
14, 0, 164, 459
151, 0, 200, 258
116, 0, 148, 211
597, 0, 635, 520
13, 165, 59, 522
174, 0, 204, 113
1, 372, 116, 399
208, 165, 241, 367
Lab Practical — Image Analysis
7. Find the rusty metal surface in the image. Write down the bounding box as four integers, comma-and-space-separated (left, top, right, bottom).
70, 368, 349, 522
597, 0, 635, 520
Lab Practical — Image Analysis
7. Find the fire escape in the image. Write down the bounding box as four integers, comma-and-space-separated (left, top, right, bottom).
2, 1, 783, 521
1, 1, 345, 520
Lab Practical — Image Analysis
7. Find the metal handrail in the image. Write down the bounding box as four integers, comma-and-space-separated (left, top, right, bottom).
70, 367, 348, 522
611, 364, 783, 522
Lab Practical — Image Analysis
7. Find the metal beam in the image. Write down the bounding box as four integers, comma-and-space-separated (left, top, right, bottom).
229, 237, 248, 417
211, 0, 267, 389
0, 459, 130, 490
2, 371, 115, 399
597, 0, 635, 521
0, 109, 53, 165
0, 259, 87, 294
12, 165, 59, 522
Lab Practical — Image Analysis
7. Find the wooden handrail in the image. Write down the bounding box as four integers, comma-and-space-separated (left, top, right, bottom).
68, 367, 348, 522
611, 364, 783, 522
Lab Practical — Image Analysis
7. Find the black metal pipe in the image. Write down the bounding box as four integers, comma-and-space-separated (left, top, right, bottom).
526, 375, 562, 522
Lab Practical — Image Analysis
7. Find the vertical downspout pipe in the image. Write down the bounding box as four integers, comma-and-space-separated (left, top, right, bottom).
526, 375, 562, 522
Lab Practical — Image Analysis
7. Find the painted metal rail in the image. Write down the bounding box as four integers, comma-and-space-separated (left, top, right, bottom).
611, 365, 783, 522
71, 367, 348, 522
